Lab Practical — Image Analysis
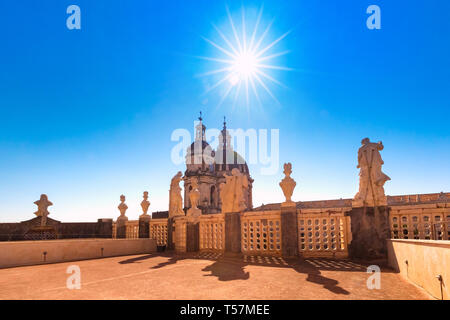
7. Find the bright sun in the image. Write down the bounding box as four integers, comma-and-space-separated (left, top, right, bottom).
198, 5, 291, 108
232, 52, 258, 82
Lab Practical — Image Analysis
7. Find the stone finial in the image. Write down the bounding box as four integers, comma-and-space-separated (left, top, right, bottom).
353, 138, 391, 207
140, 191, 150, 217
279, 163, 297, 207
34, 194, 53, 227
117, 194, 128, 222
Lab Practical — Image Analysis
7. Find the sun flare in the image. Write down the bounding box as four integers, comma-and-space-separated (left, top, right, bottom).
198, 5, 291, 108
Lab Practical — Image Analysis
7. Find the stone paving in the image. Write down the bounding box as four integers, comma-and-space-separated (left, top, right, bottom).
0, 253, 431, 300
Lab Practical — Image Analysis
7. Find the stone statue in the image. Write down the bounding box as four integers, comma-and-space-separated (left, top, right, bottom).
187, 178, 201, 218
140, 191, 150, 217
34, 194, 53, 227
169, 171, 184, 218
353, 138, 391, 207
220, 168, 249, 213
117, 194, 128, 222
279, 163, 297, 206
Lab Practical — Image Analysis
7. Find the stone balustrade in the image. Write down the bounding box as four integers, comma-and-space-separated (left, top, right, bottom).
390, 203, 450, 240
149, 218, 169, 246
199, 214, 225, 252
241, 210, 282, 256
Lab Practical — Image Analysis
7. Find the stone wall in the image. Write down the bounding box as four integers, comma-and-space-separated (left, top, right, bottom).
0, 217, 112, 241
0, 238, 157, 269
387, 239, 450, 300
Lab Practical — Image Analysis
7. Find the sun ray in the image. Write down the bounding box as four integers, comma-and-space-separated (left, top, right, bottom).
255, 30, 292, 58
249, 5, 264, 52
196, 66, 233, 78
256, 50, 291, 63
226, 5, 243, 54
251, 18, 274, 55
256, 64, 293, 71
200, 6, 291, 108
204, 73, 234, 94
249, 76, 262, 107
242, 6, 246, 53
245, 76, 250, 107
232, 80, 242, 112
216, 83, 234, 110
253, 72, 280, 105
195, 56, 234, 64
255, 69, 287, 88
201, 36, 236, 59
212, 23, 239, 57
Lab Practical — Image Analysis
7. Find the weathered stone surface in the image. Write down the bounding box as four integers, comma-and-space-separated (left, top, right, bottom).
353, 138, 390, 207
33, 194, 53, 227
138, 215, 151, 238
279, 163, 296, 207
0, 217, 112, 241
221, 168, 249, 213
140, 191, 150, 217
169, 171, 184, 218
186, 222, 199, 252
281, 205, 298, 257
166, 217, 175, 250
187, 178, 202, 218
117, 194, 128, 222
225, 212, 241, 253
348, 206, 390, 260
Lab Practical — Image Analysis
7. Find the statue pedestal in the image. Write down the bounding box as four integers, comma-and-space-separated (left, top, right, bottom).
281, 204, 298, 258
281, 201, 296, 208
116, 216, 128, 239
139, 214, 151, 238
347, 206, 390, 261
187, 207, 202, 220
225, 212, 241, 254
186, 221, 199, 252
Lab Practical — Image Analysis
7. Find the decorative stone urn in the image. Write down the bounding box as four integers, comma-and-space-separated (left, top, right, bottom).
279, 163, 297, 207
117, 194, 128, 222
140, 191, 150, 218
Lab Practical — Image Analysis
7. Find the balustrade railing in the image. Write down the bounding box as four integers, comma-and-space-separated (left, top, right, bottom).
125, 220, 139, 239
390, 209, 450, 240
297, 212, 350, 258
241, 211, 282, 256
199, 214, 225, 251
149, 219, 168, 245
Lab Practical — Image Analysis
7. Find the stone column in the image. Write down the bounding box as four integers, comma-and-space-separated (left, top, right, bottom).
116, 217, 127, 239
186, 221, 199, 252
96, 218, 113, 238
281, 204, 298, 258
348, 206, 390, 260
279, 162, 298, 257
139, 215, 151, 238
167, 217, 175, 250
225, 212, 241, 254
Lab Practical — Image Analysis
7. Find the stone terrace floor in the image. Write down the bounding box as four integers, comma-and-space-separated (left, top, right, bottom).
0, 253, 431, 300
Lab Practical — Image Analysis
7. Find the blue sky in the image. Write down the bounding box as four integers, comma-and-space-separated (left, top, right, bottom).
0, 1, 449, 222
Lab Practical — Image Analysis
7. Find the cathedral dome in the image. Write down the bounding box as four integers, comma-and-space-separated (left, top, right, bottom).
214, 148, 249, 174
